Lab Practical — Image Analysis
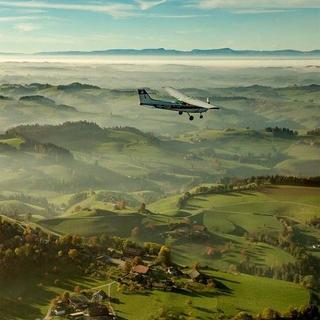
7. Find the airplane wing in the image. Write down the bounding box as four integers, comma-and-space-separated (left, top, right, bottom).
165, 87, 219, 109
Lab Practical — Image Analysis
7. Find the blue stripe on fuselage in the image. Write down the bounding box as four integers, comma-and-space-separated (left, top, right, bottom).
141, 102, 206, 113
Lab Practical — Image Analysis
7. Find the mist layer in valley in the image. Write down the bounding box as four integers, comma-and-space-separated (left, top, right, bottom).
0, 57, 320, 134
0, 57, 319, 219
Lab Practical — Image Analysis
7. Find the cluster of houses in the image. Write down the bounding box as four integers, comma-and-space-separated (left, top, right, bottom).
162, 222, 209, 240
51, 290, 116, 320
48, 241, 213, 319
118, 258, 212, 292
118, 262, 178, 291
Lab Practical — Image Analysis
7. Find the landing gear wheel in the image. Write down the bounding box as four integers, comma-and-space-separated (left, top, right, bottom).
189, 115, 194, 121
179, 111, 183, 115
200, 114, 203, 119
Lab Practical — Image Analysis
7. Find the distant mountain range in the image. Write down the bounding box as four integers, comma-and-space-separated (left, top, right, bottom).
1, 48, 320, 57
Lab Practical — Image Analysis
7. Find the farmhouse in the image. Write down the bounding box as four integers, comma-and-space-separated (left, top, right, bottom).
92, 290, 108, 302
87, 303, 110, 318
189, 269, 211, 284
51, 292, 116, 320
54, 308, 66, 316
132, 264, 150, 275
69, 311, 85, 319
70, 294, 89, 309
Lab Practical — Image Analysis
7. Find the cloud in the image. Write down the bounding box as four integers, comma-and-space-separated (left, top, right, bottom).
135, 0, 167, 10
232, 9, 290, 14
193, 0, 320, 10
0, 1, 135, 17
145, 13, 207, 18
0, 15, 38, 22
15, 22, 38, 31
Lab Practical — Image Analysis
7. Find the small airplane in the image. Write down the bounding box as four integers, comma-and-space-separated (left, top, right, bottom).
137, 87, 219, 121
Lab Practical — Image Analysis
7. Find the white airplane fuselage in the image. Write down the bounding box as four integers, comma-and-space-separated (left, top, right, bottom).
140, 98, 207, 114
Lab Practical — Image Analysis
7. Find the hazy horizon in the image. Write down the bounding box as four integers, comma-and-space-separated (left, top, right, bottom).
0, 55, 320, 68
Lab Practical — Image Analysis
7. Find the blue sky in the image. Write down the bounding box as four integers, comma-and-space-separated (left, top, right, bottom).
0, 0, 319, 53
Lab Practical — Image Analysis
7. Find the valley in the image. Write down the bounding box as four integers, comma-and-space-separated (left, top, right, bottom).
0, 60, 319, 320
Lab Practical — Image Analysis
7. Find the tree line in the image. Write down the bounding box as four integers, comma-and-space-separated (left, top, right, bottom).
0, 216, 162, 279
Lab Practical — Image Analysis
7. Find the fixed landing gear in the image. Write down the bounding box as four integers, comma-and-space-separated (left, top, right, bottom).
200, 114, 204, 119
179, 111, 183, 115
186, 112, 194, 121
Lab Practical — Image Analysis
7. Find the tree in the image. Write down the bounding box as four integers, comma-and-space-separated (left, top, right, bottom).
124, 260, 132, 273
232, 312, 253, 320
139, 202, 146, 213
132, 256, 143, 266
206, 246, 215, 257
157, 245, 171, 266
119, 200, 126, 210
260, 308, 280, 320
5, 248, 14, 258
68, 248, 79, 259
14, 247, 23, 257
301, 275, 315, 289
144, 242, 161, 255
88, 236, 99, 247
61, 291, 70, 302
192, 261, 200, 271
74, 285, 81, 293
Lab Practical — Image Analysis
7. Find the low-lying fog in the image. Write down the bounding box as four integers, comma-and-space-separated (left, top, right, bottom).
0, 55, 320, 88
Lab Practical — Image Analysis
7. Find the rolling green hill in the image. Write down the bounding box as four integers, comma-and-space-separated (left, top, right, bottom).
3, 122, 319, 199
0, 213, 311, 319
34, 184, 318, 319
0, 261, 310, 320
109, 270, 309, 320
40, 185, 320, 273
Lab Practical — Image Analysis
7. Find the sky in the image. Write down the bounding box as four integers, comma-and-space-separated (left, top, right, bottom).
0, 0, 319, 53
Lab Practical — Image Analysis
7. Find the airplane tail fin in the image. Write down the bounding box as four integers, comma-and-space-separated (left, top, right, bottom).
138, 88, 154, 105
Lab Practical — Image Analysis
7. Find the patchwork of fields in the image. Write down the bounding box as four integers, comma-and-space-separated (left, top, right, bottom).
0, 259, 310, 320
1, 185, 316, 319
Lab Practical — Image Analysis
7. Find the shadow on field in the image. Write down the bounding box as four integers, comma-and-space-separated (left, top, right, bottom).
229, 224, 247, 236
0, 272, 104, 320
0, 297, 40, 320
219, 193, 242, 197
237, 191, 258, 196
113, 309, 129, 320
176, 210, 192, 217
213, 275, 240, 285
185, 204, 203, 210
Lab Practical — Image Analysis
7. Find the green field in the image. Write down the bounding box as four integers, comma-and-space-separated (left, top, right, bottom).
0, 138, 24, 149
110, 270, 309, 320
40, 185, 320, 272
0, 273, 105, 320
0, 268, 309, 320
1, 120, 319, 200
